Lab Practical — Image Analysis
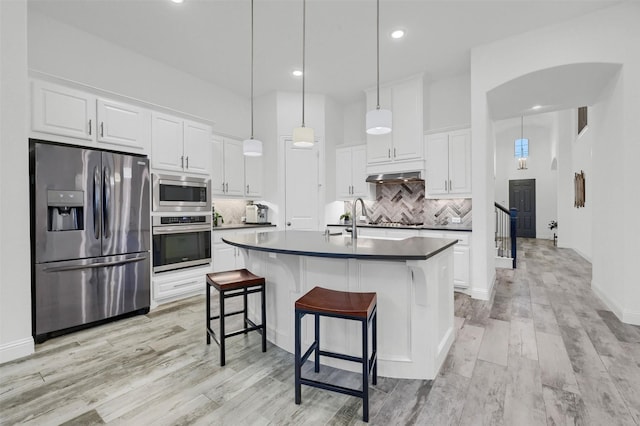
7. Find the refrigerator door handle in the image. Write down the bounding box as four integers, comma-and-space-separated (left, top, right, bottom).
103, 166, 111, 239
42, 256, 146, 272
93, 166, 101, 240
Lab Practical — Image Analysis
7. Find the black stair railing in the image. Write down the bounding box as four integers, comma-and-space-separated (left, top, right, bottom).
494, 202, 518, 268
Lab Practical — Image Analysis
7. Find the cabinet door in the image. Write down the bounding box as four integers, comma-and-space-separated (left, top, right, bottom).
213, 243, 238, 273
32, 81, 95, 141
223, 139, 245, 196
391, 79, 423, 161
211, 136, 225, 195
366, 87, 393, 164
151, 112, 184, 172
245, 155, 263, 197
453, 246, 470, 288
425, 133, 449, 196
335, 147, 353, 199
183, 120, 213, 175
97, 98, 149, 152
350, 146, 369, 197
448, 129, 472, 195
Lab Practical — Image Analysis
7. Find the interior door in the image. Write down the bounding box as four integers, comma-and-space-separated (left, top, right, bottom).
509, 179, 536, 238
285, 138, 319, 230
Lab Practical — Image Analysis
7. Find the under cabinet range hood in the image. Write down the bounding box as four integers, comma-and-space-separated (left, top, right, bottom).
365, 171, 424, 184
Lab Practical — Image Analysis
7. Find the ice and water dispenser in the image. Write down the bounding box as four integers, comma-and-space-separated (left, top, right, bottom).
47, 190, 84, 231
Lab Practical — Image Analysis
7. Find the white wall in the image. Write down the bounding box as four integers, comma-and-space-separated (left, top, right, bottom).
28, 11, 249, 137
495, 116, 558, 240
342, 99, 366, 146
0, 0, 34, 363
556, 108, 594, 261
471, 2, 640, 322
426, 73, 471, 131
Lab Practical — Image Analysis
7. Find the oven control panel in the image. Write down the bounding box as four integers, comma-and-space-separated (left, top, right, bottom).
153, 215, 211, 226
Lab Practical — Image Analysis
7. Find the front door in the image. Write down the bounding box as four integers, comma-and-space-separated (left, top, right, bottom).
509, 179, 536, 238
285, 138, 319, 230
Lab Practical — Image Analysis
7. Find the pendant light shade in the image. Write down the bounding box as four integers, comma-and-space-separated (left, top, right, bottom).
243, 137, 262, 156
366, 108, 392, 135
293, 0, 315, 147
366, 0, 392, 135
243, 0, 262, 157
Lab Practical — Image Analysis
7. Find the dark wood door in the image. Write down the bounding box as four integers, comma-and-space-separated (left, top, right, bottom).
509, 179, 536, 238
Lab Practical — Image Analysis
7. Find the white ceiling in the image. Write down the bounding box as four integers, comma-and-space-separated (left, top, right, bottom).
28, 0, 622, 105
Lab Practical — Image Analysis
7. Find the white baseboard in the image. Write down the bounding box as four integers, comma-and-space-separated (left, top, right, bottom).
0, 337, 34, 364
470, 272, 495, 301
591, 281, 640, 326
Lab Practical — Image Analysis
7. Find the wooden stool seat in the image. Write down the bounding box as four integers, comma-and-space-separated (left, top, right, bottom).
295, 286, 378, 422
295, 286, 376, 318
206, 269, 266, 366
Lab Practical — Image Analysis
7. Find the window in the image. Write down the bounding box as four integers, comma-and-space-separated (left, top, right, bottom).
515, 138, 529, 158
578, 106, 588, 135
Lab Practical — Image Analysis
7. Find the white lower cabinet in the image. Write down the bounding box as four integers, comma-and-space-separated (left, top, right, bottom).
421, 230, 471, 289
153, 265, 211, 304
213, 227, 275, 272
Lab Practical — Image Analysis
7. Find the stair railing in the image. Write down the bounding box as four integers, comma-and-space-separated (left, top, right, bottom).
494, 202, 518, 268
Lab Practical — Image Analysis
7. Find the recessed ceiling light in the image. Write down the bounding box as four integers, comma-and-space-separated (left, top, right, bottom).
531, 105, 542, 110
390, 29, 405, 39
292, 70, 303, 77
171, 0, 184, 3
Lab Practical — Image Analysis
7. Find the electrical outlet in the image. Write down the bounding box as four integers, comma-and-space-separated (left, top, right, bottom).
451, 217, 461, 224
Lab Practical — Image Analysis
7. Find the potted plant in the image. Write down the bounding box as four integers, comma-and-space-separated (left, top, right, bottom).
339, 211, 351, 225
548, 220, 557, 246
213, 212, 224, 227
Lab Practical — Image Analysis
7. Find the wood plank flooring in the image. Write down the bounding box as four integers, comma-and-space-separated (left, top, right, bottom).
2, 238, 640, 425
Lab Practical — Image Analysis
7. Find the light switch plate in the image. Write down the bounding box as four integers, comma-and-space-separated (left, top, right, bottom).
451, 217, 461, 224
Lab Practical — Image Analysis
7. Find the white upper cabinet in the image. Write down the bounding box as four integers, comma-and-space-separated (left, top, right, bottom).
211, 136, 245, 196
32, 80, 96, 141
425, 128, 471, 197
336, 145, 369, 199
32, 80, 151, 153
97, 98, 150, 152
183, 120, 213, 175
365, 76, 424, 167
244, 155, 263, 198
152, 112, 212, 175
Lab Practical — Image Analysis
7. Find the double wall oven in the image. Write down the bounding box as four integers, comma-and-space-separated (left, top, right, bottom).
152, 174, 212, 273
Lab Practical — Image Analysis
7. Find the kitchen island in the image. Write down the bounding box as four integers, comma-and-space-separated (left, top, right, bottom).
222, 230, 457, 379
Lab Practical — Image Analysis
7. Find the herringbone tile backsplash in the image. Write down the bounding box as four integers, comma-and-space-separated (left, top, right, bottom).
346, 183, 472, 226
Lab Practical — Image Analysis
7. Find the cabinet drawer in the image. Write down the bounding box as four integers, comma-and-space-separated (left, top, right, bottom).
154, 276, 203, 301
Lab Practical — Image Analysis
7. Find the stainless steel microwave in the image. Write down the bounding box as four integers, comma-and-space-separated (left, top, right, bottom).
152, 173, 210, 212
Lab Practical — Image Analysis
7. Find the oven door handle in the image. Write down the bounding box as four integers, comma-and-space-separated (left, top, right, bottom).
153, 225, 211, 235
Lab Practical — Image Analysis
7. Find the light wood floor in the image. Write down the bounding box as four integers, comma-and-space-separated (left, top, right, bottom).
2, 239, 640, 425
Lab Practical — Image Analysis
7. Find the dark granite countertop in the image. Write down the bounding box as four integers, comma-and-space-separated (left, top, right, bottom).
222, 230, 457, 261
326, 223, 472, 232
212, 223, 277, 231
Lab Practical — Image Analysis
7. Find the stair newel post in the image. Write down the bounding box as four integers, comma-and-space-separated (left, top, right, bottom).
510, 208, 518, 268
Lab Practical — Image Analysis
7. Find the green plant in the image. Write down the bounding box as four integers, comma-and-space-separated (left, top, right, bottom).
213, 212, 224, 227
339, 212, 351, 222
548, 220, 557, 230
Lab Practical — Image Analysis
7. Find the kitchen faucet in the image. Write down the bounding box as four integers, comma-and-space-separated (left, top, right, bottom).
351, 198, 367, 240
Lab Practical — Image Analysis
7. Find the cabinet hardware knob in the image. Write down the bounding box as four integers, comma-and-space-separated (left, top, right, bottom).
388, 149, 391, 158
186, 156, 189, 168
88, 119, 92, 135
287, 222, 292, 226
100, 122, 104, 137
394, 148, 397, 158
181, 156, 184, 169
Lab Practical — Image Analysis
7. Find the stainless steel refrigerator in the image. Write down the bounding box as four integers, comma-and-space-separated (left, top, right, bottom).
30, 140, 151, 342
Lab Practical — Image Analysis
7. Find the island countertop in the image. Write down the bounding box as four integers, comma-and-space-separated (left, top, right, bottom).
222, 230, 457, 261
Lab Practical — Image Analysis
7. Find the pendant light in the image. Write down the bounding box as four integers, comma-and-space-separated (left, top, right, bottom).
366, 0, 392, 135
292, 0, 315, 147
243, 0, 262, 156
516, 116, 528, 170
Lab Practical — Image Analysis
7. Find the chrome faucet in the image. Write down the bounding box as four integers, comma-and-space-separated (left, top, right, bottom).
351, 198, 367, 240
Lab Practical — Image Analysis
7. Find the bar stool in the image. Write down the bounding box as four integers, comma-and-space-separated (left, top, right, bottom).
294, 286, 377, 422
206, 269, 266, 366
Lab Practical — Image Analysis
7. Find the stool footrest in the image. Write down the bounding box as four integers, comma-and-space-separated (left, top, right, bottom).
209, 309, 245, 321
224, 324, 263, 339
318, 349, 362, 364
300, 377, 364, 399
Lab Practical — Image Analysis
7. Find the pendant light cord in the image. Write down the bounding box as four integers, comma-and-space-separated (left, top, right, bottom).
301, 0, 306, 128
250, 0, 255, 139
376, 0, 380, 110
